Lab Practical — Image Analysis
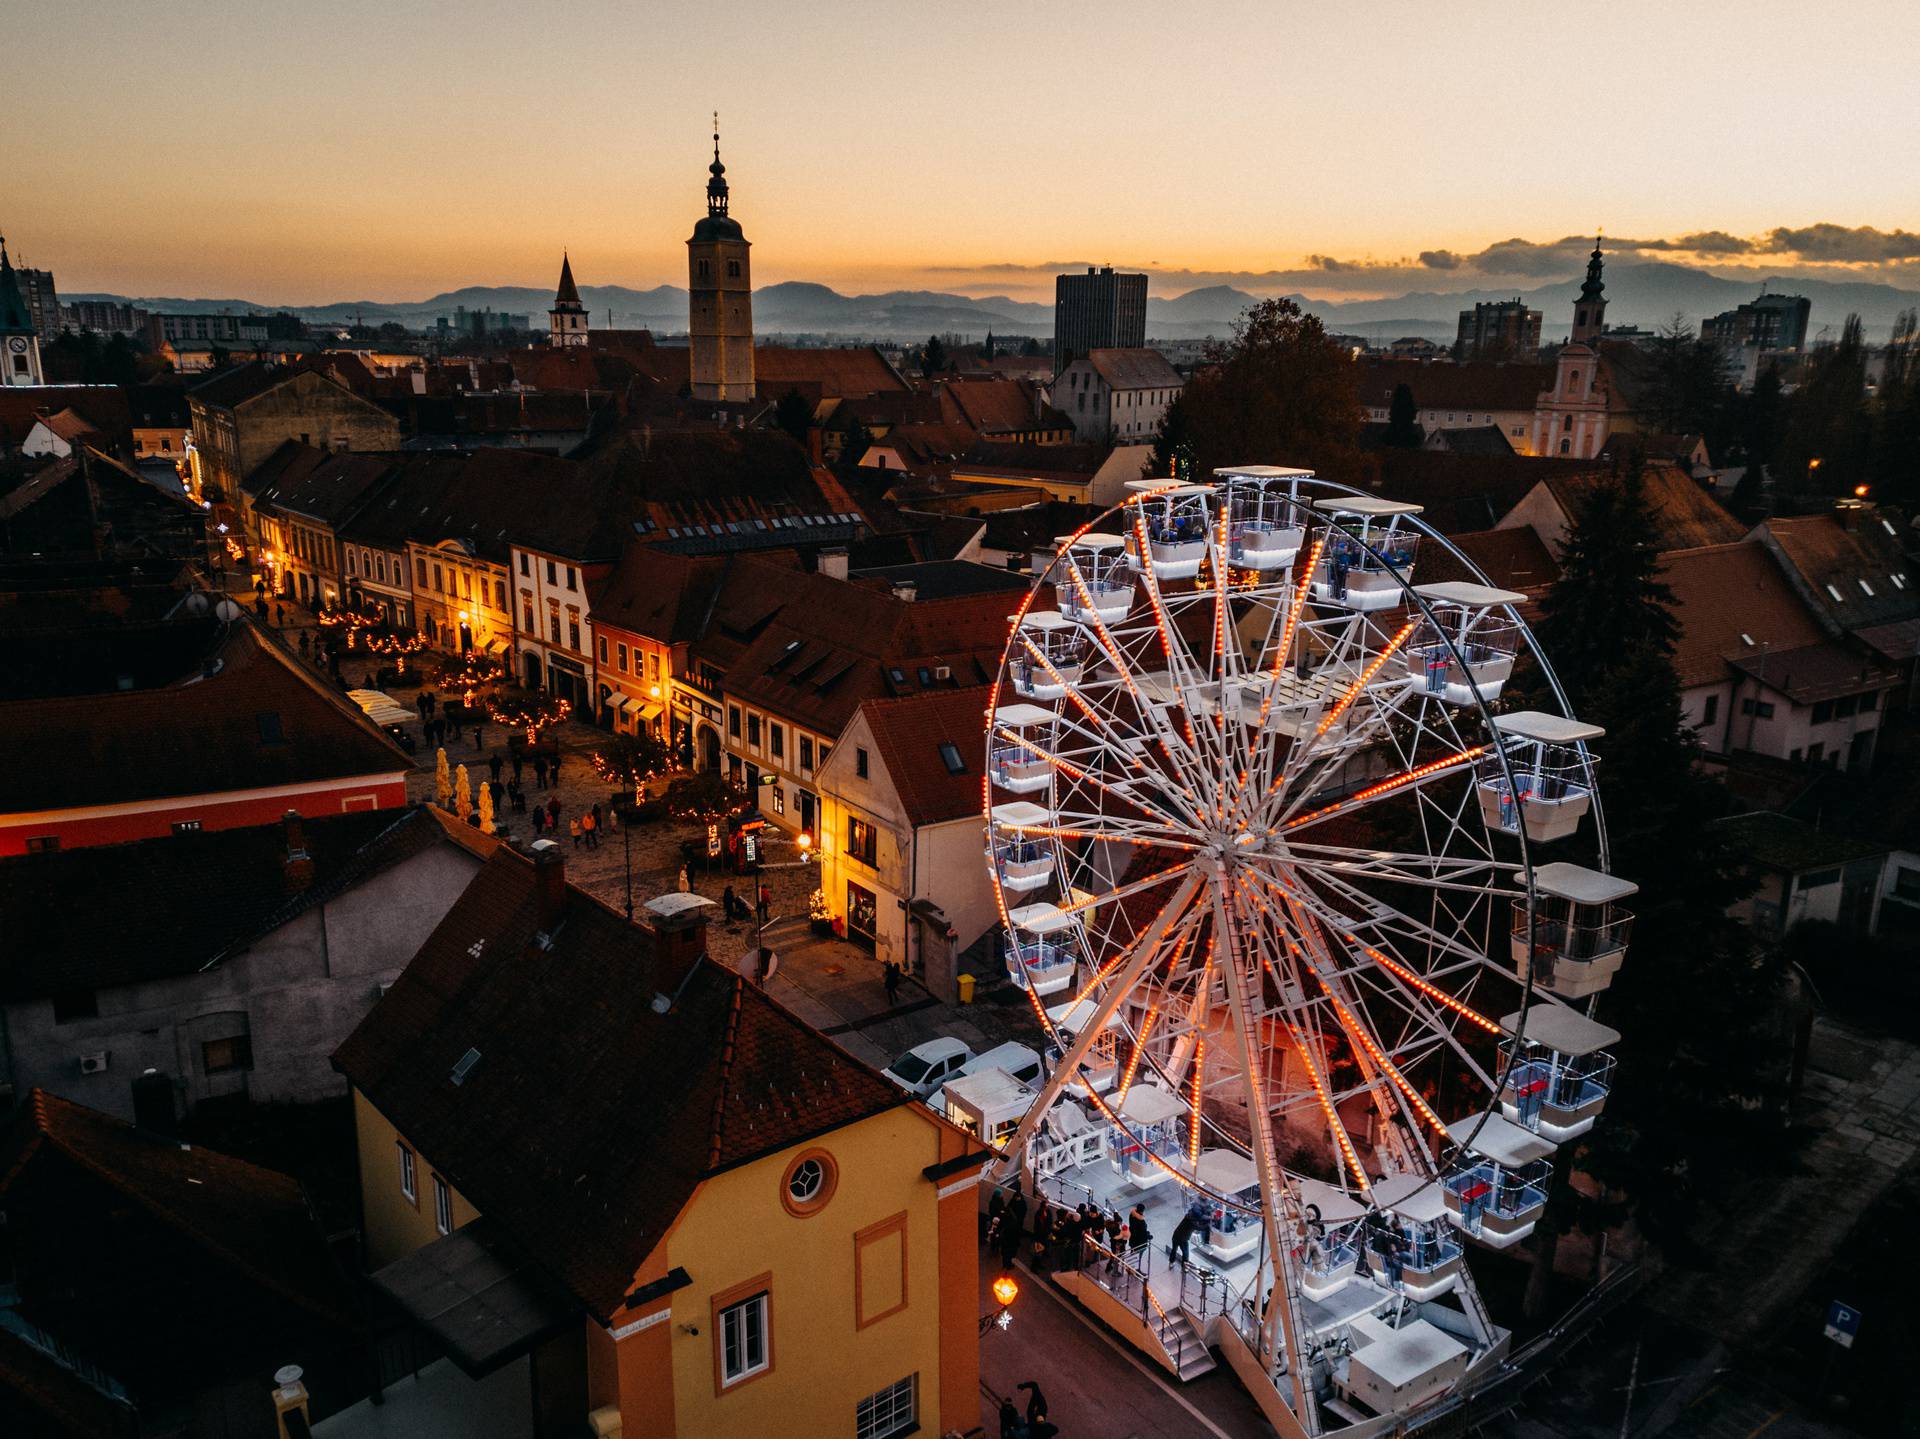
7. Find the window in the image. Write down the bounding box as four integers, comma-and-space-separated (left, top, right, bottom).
1835, 695, 1857, 719
546, 559, 557, 585
432, 1174, 453, 1235
417, 558, 428, 588
1826, 584, 1845, 603
345, 549, 356, 576
729, 706, 742, 738
648, 653, 660, 682
172, 819, 203, 835
1739, 698, 1776, 720
565, 566, 577, 592
727, 258, 741, 278
458, 571, 470, 600
938, 743, 965, 774
519, 553, 530, 576
1701, 695, 1718, 726
770, 724, 784, 759
398, 1144, 417, 1203
1860, 579, 1875, 596
613, 642, 627, 672
847, 816, 877, 866
856, 746, 869, 779
799, 736, 814, 772
771, 785, 785, 815
52, 988, 97, 1023
698, 258, 711, 281
856, 1376, 917, 1439
716, 1288, 771, 1388
202, 1034, 253, 1074
1807, 742, 1825, 765
523, 602, 535, 632
598, 636, 609, 663
747, 714, 762, 746
495, 580, 506, 610
256, 711, 285, 744
1812, 700, 1834, 725
1860, 690, 1879, 712
568, 617, 581, 652
1801, 867, 1842, 889
549, 614, 561, 645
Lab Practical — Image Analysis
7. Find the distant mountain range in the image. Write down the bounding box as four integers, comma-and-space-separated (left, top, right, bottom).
66, 260, 1920, 344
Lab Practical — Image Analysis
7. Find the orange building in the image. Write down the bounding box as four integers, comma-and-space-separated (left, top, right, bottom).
333, 845, 989, 1439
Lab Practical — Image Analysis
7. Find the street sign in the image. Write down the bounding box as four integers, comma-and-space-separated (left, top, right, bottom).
1823, 1300, 1862, 1349
706, 822, 722, 858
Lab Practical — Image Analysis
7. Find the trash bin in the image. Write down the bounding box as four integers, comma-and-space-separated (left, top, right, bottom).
957, 973, 976, 1004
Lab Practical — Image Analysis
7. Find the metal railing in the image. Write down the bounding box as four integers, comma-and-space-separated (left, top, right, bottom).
1079, 1236, 1189, 1374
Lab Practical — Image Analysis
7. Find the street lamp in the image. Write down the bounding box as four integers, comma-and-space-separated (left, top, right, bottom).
981, 1273, 1020, 1333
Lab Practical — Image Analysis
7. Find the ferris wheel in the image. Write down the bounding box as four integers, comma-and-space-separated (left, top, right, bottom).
983, 468, 1637, 1432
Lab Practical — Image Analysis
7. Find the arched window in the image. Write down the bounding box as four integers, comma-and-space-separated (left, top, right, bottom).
1559, 438, 1572, 455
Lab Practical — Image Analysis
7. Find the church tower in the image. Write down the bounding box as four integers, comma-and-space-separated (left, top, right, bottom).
0, 235, 45, 388
549, 252, 588, 348
1570, 237, 1606, 344
687, 118, 754, 402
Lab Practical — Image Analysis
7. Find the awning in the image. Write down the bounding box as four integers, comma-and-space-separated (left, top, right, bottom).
608, 694, 634, 714
370, 1217, 579, 1378
485, 638, 509, 658
347, 688, 416, 727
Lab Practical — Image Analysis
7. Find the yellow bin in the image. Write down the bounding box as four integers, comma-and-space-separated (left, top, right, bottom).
956, 973, 976, 1004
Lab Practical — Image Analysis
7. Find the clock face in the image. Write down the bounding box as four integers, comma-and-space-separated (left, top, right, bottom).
6, 338, 25, 354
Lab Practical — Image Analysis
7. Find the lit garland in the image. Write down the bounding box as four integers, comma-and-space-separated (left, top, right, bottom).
490, 693, 572, 743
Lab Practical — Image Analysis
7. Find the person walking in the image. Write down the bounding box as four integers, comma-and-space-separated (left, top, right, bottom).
473, 715, 485, 750
568, 817, 582, 848
422, 690, 436, 719
1168, 1202, 1201, 1268
882, 959, 902, 1007
997, 1203, 1023, 1271
581, 809, 597, 849
721, 884, 740, 924
488, 753, 504, 785
1018, 1382, 1056, 1439
531, 805, 545, 838
533, 752, 548, 789
510, 784, 527, 814
985, 1188, 1006, 1245
511, 752, 524, 786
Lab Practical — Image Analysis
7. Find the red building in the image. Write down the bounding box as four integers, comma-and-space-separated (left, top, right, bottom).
0, 617, 410, 855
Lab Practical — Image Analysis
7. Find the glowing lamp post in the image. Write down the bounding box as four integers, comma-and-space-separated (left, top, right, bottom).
981, 1272, 1019, 1332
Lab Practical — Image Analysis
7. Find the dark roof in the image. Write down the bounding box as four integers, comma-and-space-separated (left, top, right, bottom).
0, 620, 411, 815
1726, 641, 1897, 704
554, 253, 581, 307
1544, 462, 1744, 550
333, 849, 912, 1320
0, 1089, 356, 1329
1356, 358, 1555, 412
1750, 511, 1920, 634
860, 686, 995, 827
851, 560, 1032, 600
1430, 423, 1514, 457
246, 442, 397, 524
1711, 811, 1886, 872
125, 384, 190, 429
0, 807, 488, 1001
755, 346, 909, 399
335, 448, 575, 560
588, 544, 725, 647
1083, 348, 1183, 390
1660, 543, 1831, 689
1420, 527, 1559, 598
186, 362, 296, 409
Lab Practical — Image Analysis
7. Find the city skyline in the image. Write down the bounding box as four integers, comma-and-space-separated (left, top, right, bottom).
7, 0, 1918, 303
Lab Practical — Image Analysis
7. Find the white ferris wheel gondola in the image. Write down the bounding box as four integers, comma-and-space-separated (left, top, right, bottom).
977, 466, 1632, 1433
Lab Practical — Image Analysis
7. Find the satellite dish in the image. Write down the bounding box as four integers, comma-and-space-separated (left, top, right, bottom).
213, 598, 243, 622
182, 592, 210, 614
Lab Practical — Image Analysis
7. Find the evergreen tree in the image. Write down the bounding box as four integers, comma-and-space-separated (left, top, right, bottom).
983, 330, 995, 360
1534, 459, 1680, 708
774, 388, 812, 445
921, 334, 949, 376
1383, 382, 1421, 447
1781, 314, 1872, 498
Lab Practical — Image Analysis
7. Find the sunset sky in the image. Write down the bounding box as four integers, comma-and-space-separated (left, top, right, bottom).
8, 0, 1919, 304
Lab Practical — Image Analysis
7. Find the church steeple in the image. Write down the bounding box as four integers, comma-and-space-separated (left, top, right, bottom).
0, 234, 46, 386
1571, 235, 1606, 344
706, 114, 729, 219
688, 116, 754, 402
549, 250, 587, 348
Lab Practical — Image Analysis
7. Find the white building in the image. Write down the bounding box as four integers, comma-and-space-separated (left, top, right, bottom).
1052, 348, 1183, 445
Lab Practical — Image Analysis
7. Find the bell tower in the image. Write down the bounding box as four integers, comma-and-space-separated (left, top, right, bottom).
687, 116, 755, 402
0, 235, 45, 388
1570, 237, 1606, 344
549, 252, 588, 348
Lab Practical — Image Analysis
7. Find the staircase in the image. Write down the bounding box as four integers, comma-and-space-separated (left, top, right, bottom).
1160, 1308, 1218, 1380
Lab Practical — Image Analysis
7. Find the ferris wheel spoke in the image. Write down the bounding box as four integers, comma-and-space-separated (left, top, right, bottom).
1273, 743, 1488, 835
1282, 842, 1522, 894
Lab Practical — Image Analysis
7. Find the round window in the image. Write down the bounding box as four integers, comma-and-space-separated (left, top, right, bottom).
780, 1149, 837, 1216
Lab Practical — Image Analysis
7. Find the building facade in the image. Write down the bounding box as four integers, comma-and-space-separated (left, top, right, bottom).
689, 130, 755, 401
0, 238, 45, 387
1454, 298, 1541, 359
1052, 347, 1184, 444
549, 253, 588, 348
1053, 266, 1147, 372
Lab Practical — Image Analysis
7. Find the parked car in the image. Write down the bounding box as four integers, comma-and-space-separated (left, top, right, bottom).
882, 1037, 974, 1098
926, 1041, 1044, 1112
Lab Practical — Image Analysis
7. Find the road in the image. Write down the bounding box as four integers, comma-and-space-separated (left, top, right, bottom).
976, 1252, 1275, 1439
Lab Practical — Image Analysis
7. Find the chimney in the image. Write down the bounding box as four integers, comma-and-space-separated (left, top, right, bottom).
282, 810, 314, 893
891, 579, 918, 603
531, 838, 566, 929
819, 547, 849, 581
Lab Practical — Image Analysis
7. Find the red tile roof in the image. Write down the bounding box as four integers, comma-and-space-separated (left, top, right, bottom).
589, 544, 726, 647
861, 686, 996, 827
755, 345, 910, 400
1419, 527, 1560, 599
1544, 462, 1744, 551
0, 620, 410, 816
1660, 542, 1829, 689
332, 849, 913, 1320
1085, 348, 1183, 391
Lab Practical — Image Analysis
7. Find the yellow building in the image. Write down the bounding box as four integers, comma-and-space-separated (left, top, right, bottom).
334, 845, 988, 1439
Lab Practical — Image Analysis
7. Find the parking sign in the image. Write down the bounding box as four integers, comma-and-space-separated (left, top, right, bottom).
1823, 1300, 1862, 1349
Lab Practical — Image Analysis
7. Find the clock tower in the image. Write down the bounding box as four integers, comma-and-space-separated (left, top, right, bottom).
0, 235, 44, 388
549, 252, 588, 348
687, 118, 754, 402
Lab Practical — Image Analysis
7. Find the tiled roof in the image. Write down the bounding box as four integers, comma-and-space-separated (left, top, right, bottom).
1726, 641, 1896, 704
186, 362, 300, 410
1419, 527, 1559, 598
1712, 810, 1887, 872
36, 409, 101, 444
1355, 358, 1555, 413
334, 448, 575, 559
850, 560, 1032, 601
1084, 348, 1183, 391
755, 345, 909, 399
332, 849, 912, 1320
0, 1089, 356, 1329
1430, 424, 1514, 457
1751, 511, 1920, 634
940, 377, 1068, 437
589, 544, 726, 647
0, 387, 131, 449
861, 686, 995, 827
1545, 462, 1744, 551
1659, 542, 1829, 689
0, 620, 410, 816
246, 442, 398, 524
0, 806, 487, 1001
